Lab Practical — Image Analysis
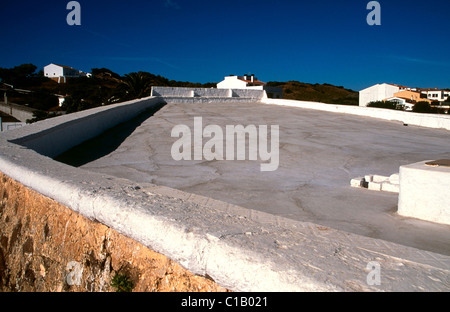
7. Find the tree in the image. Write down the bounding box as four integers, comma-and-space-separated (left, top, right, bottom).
91, 68, 121, 79
367, 100, 398, 110
413, 101, 433, 113
60, 95, 77, 113
26, 111, 59, 124
0, 64, 37, 85
28, 91, 59, 111
122, 72, 153, 99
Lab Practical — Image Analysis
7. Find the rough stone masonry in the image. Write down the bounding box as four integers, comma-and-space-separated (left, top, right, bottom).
0, 172, 228, 292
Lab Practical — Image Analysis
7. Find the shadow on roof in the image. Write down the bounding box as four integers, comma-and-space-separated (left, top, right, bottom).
53, 102, 165, 167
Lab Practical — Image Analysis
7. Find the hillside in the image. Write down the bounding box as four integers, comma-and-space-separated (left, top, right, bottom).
1, 64, 360, 123
0, 66, 216, 117
267, 81, 359, 105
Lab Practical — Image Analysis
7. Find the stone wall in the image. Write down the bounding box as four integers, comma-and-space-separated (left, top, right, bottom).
0, 172, 229, 292
262, 98, 450, 131
0, 102, 38, 123
151, 86, 266, 100
8, 97, 165, 158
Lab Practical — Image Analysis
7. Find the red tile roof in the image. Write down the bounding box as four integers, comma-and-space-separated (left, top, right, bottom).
238, 78, 266, 85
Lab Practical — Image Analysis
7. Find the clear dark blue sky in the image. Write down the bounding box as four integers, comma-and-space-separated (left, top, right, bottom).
1, 0, 449, 91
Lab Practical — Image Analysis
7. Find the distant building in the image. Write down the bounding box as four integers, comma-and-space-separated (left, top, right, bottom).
217, 74, 266, 89
393, 90, 429, 103
217, 74, 283, 99
359, 83, 449, 108
359, 83, 403, 107
420, 88, 450, 102
44, 63, 91, 84
384, 90, 433, 110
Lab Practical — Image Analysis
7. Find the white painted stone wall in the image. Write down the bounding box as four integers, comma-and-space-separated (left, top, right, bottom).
0, 102, 38, 122
359, 83, 400, 107
216, 76, 248, 89
1, 122, 26, 132
262, 98, 450, 131
7, 97, 164, 158
398, 161, 450, 225
151, 86, 265, 100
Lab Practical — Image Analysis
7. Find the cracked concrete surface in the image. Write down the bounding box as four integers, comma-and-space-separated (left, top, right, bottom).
69, 101, 450, 256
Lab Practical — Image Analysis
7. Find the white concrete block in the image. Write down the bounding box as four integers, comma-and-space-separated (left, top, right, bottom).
350, 177, 364, 188
368, 182, 382, 191
389, 173, 400, 185
398, 161, 450, 225
364, 175, 374, 182
373, 175, 389, 183
381, 182, 399, 193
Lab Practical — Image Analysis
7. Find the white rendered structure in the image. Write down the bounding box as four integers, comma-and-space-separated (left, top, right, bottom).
217, 74, 283, 99
384, 97, 414, 111
398, 160, 450, 225
360, 83, 450, 107
44, 63, 90, 83
359, 83, 402, 107
421, 89, 450, 102
217, 74, 266, 89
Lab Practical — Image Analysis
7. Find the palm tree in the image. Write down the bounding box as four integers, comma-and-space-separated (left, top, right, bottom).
122, 71, 153, 99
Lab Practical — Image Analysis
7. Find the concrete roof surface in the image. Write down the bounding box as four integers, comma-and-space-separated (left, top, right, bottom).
60, 101, 450, 257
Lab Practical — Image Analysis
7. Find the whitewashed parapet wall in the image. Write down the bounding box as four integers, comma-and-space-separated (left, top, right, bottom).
262, 98, 450, 131
151, 86, 266, 100
6, 97, 165, 158
0, 101, 40, 122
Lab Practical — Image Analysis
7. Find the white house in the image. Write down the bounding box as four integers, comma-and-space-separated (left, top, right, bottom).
384, 97, 415, 111
359, 83, 405, 107
217, 74, 266, 89
217, 74, 283, 98
420, 89, 450, 102
44, 63, 90, 83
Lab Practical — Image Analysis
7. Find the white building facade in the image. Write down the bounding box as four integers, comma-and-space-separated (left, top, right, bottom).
217, 74, 265, 89
217, 74, 283, 99
44, 63, 89, 83
421, 89, 450, 102
359, 83, 401, 107
360, 83, 450, 107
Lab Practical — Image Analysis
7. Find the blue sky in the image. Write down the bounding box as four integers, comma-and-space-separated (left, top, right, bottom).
1, 0, 449, 91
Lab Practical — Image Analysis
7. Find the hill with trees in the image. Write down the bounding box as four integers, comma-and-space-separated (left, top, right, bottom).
267, 81, 359, 105
0, 64, 216, 120
1, 63, 359, 123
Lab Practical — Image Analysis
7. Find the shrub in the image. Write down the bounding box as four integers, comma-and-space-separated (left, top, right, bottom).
367, 100, 397, 110
413, 101, 433, 113
110, 273, 134, 292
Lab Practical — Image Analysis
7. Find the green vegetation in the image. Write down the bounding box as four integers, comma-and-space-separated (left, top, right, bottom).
110, 273, 134, 292
413, 101, 433, 113
266, 81, 359, 105
412, 101, 447, 114
0, 63, 39, 86
367, 100, 399, 110
0, 64, 215, 121
26, 111, 59, 124
367, 100, 448, 114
